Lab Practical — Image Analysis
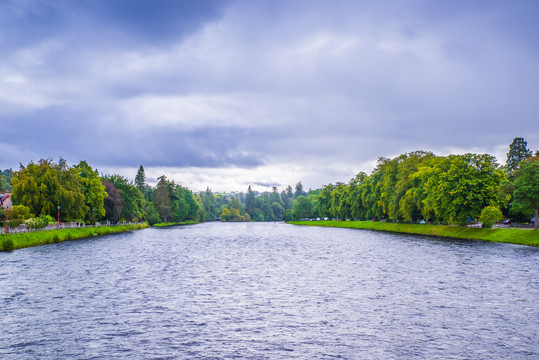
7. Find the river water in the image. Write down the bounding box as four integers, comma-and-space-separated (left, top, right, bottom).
1, 222, 538, 359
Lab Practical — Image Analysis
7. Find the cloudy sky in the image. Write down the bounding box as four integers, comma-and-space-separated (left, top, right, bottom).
1, 0, 538, 192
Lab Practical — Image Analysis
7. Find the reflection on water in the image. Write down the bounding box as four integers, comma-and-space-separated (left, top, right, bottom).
1, 222, 538, 359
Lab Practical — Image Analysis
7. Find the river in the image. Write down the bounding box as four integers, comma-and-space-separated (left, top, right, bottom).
1, 222, 538, 359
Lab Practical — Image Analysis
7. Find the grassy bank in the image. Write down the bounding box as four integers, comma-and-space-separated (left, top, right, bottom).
0, 223, 150, 252
288, 220, 539, 247
153, 221, 198, 227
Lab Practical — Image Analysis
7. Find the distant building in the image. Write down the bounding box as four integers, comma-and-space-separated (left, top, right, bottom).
0, 193, 12, 208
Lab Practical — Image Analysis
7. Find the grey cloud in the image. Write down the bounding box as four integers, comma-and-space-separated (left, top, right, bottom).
1, 0, 538, 190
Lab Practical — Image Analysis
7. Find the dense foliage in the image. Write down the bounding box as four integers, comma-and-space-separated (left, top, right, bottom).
312, 138, 538, 226
315, 152, 508, 225
3, 159, 204, 228
2, 138, 537, 228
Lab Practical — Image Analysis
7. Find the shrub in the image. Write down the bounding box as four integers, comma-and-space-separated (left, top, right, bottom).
1, 237, 14, 252
25, 215, 50, 230
479, 205, 504, 228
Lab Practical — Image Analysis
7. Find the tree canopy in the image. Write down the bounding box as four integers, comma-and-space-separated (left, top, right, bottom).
512, 158, 539, 228
506, 137, 532, 176
11, 159, 85, 221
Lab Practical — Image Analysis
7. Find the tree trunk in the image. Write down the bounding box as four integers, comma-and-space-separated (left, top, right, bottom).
535, 208, 538, 230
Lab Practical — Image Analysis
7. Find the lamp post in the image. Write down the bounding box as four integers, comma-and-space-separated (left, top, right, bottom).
57, 206, 60, 230
5, 205, 8, 233
92, 208, 95, 227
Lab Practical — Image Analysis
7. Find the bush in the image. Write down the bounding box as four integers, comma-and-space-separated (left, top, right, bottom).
479, 205, 504, 228
25, 215, 50, 230
1, 237, 14, 252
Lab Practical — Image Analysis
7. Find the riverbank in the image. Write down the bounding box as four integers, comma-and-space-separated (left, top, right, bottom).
0, 223, 149, 252
288, 220, 539, 247
153, 221, 198, 227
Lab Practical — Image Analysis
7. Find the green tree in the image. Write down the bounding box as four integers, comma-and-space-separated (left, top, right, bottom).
506, 137, 532, 176
245, 186, 256, 217
155, 175, 172, 222
102, 179, 123, 222
145, 202, 160, 225
11, 159, 85, 221
292, 196, 314, 220
135, 165, 146, 194
1, 169, 13, 192
103, 174, 145, 221
416, 154, 505, 225
200, 187, 216, 221
392, 151, 435, 221
349, 172, 367, 220
317, 184, 335, 218
270, 202, 285, 220
74, 161, 107, 222
281, 185, 294, 209
172, 185, 189, 221
512, 158, 539, 229
330, 183, 351, 219
294, 181, 307, 199
220, 207, 232, 221
270, 186, 284, 207
6, 205, 33, 228
360, 164, 385, 220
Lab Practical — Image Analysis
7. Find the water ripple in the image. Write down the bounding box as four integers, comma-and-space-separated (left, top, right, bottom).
0, 222, 538, 359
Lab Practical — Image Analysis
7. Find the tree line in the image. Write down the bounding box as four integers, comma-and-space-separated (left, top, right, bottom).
306, 138, 539, 228
214, 137, 538, 228
214, 182, 312, 222
0, 160, 205, 229
1, 137, 538, 229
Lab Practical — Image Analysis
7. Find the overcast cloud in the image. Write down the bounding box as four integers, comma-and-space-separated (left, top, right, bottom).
1, 0, 538, 191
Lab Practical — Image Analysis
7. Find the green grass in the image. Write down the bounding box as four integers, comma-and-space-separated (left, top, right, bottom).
288, 220, 539, 247
153, 221, 198, 227
0, 223, 150, 252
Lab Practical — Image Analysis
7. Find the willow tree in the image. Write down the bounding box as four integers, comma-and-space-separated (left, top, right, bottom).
11, 159, 85, 221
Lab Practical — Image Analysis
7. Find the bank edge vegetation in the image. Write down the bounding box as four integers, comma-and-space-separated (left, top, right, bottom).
0, 223, 149, 252
289, 221, 539, 247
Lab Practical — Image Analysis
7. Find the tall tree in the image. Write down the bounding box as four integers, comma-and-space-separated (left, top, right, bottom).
245, 186, 256, 216
74, 161, 107, 222
200, 187, 216, 221
292, 196, 314, 220
155, 175, 172, 222
349, 172, 368, 220
102, 179, 123, 222
270, 186, 284, 206
135, 165, 146, 193
506, 137, 532, 176
294, 181, 307, 198
317, 183, 335, 218
281, 185, 294, 210
1, 169, 13, 192
512, 158, 539, 229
